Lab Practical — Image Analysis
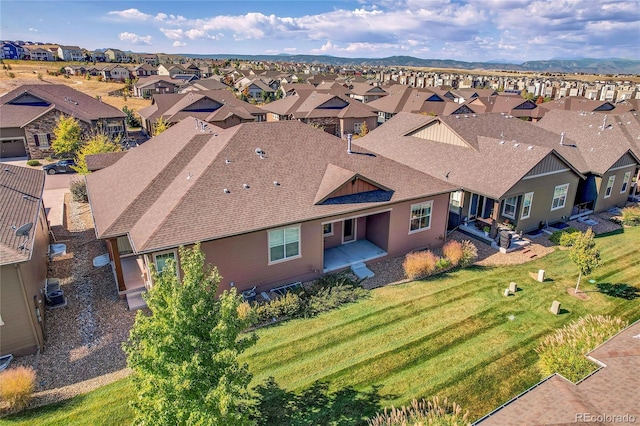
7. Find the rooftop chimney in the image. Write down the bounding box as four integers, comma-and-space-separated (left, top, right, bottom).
347, 133, 353, 154
560, 132, 566, 145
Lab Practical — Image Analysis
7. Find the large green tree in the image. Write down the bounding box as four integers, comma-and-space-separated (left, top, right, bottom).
72, 134, 121, 174
569, 228, 601, 293
52, 115, 81, 157
123, 244, 257, 425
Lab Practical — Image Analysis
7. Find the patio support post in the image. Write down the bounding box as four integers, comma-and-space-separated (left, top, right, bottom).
107, 238, 126, 292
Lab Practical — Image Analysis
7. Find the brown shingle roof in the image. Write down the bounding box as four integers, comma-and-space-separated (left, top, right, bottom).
358, 112, 583, 199
0, 84, 125, 124
0, 165, 46, 265
85, 151, 128, 172
536, 110, 640, 174
475, 320, 640, 425
86, 117, 456, 253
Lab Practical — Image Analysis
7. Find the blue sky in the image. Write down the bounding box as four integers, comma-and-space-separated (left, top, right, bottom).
1, 0, 638, 62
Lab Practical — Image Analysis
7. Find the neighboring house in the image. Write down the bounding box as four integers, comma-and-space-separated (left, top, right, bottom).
23, 46, 55, 61
90, 51, 107, 62
261, 91, 378, 137
475, 320, 640, 426
238, 79, 276, 101
133, 76, 181, 98
0, 165, 48, 356
99, 64, 130, 82
0, 84, 127, 159
138, 90, 266, 134
536, 110, 640, 213
479, 94, 543, 121
85, 151, 128, 172
63, 65, 86, 76
1, 42, 25, 60
157, 64, 186, 77
57, 45, 83, 62
358, 112, 587, 235
132, 64, 158, 77
348, 82, 388, 103
104, 48, 125, 63
85, 118, 457, 305
538, 96, 621, 116
179, 78, 231, 93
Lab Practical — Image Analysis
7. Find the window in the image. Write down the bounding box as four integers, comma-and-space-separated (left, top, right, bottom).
34, 133, 50, 148
521, 192, 534, 219
354, 122, 363, 133
551, 184, 569, 210
502, 196, 517, 219
268, 225, 301, 263
323, 223, 333, 236
409, 201, 433, 232
450, 191, 463, 208
621, 172, 631, 193
604, 175, 615, 198
154, 251, 176, 275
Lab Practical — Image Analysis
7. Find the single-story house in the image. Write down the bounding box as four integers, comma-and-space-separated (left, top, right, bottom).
358, 112, 588, 235
0, 84, 127, 159
0, 165, 49, 356
85, 117, 458, 303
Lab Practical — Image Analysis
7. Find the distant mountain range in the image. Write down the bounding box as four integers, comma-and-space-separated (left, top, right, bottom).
180, 53, 640, 75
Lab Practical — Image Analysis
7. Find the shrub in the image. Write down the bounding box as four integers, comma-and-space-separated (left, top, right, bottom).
368, 396, 470, 426
621, 205, 640, 226
459, 240, 478, 267
558, 231, 580, 247
69, 179, 88, 203
403, 250, 438, 280
0, 366, 36, 412
535, 314, 627, 383
549, 227, 580, 245
435, 257, 451, 271
7, 72, 15, 78
254, 291, 302, 323
307, 271, 362, 292
303, 284, 369, 317
442, 240, 463, 266
26, 159, 41, 166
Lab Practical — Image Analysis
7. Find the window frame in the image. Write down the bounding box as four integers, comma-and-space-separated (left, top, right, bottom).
323, 223, 333, 237
449, 191, 463, 209
551, 184, 569, 211
604, 175, 615, 198
409, 201, 433, 234
521, 192, 534, 219
153, 249, 178, 276
621, 171, 631, 194
34, 133, 51, 148
268, 225, 301, 264
502, 196, 517, 219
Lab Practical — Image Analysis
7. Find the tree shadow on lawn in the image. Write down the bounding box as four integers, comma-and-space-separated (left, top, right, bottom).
252, 376, 388, 426
596, 283, 639, 300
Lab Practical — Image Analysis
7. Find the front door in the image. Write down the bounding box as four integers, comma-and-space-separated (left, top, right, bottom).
343, 218, 356, 243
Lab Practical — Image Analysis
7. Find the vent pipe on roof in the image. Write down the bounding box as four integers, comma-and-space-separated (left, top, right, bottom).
560, 132, 566, 145
347, 133, 353, 154
601, 115, 607, 130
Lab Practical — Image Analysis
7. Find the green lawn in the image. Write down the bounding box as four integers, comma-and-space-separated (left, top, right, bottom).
3, 227, 639, 424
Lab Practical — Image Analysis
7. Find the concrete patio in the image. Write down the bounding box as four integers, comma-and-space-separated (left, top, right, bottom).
323, 239, 387, 273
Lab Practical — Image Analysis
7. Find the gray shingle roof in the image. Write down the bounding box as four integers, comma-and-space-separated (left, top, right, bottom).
86, 117, 457, 253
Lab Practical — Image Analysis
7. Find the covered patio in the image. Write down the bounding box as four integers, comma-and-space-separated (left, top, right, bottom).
119, 256, 148, 310
323, 239, 387, 273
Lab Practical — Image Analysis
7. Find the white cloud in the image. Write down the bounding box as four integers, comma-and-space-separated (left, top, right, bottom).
172, 41, 186, 47
108, 8, 152, 20
28, 28, 38, 32
119, 32, 152, 45
283, 47, 298, 52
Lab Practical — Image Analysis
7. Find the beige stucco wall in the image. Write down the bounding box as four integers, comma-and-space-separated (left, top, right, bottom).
593, 166, 636, 212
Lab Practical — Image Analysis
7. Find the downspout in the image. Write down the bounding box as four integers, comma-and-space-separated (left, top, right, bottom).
15, 263, 44, 352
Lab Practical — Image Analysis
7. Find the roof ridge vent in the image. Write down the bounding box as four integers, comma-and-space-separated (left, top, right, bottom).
223, 188, 230, 193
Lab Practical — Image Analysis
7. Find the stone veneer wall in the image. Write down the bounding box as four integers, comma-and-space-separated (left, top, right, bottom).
22, 110, 93, 159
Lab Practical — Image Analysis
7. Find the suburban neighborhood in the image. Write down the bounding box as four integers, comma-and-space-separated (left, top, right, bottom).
1, 13, 640, 425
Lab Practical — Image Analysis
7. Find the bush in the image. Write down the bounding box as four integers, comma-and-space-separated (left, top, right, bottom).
549, 227, 580, 245
254, 291, 302, 323
535, 315, 627, 382
303, 284, 369, 317
442, 240, 463, 266
69, 179, 88, 202
558, 231, 580, 247
7, 72, 15, 78
621, 205, 640, 226
403, 250, 438, 280
459, 240, 478, 267
368, 396, 470, 426
435, 257, 451, 271
0, 366, 36, 412
26, 159, 41, 166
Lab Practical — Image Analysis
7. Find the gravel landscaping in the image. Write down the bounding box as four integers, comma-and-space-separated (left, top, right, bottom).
11, 195, 138, 409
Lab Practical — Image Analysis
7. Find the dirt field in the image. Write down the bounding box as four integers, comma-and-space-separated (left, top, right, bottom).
0, 60, 150, 112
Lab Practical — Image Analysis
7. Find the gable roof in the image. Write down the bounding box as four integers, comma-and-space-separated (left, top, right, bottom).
86, 118, 456, 253
0, 165, 46, 265
358, 112, 584, 200
0, 84, 125, 124
536, 110, 640, 174
85, 151, 129, 172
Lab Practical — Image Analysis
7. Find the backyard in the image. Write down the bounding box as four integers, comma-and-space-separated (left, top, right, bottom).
2, 227, 639, 425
